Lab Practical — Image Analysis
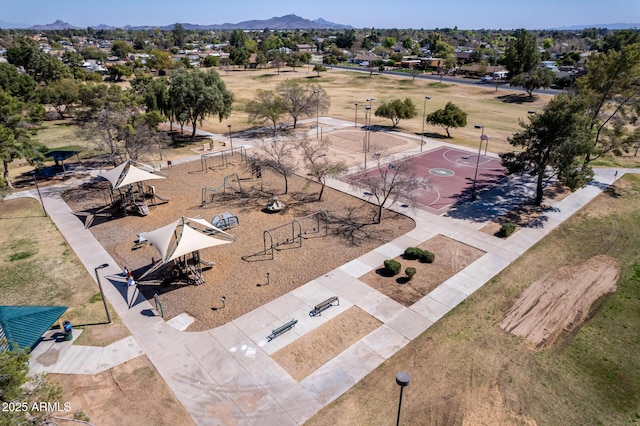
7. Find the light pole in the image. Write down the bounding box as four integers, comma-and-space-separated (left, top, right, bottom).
354, 102, 358, 128
364, 106, 371, 169
395, 371, 410, 426
31, 171, 47, 217
367, 97, 375, 109
471, 124, 485, 202
314, 89, 321, 139
421, 96, 431, 151
227, 124, 233, 152
94, 263, 111, 323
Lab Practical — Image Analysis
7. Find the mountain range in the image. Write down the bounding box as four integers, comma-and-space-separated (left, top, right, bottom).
0, 15, 353, 30
0, 16, 638, 31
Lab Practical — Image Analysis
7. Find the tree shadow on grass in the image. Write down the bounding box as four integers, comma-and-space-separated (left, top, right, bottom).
496, 93, 536, 104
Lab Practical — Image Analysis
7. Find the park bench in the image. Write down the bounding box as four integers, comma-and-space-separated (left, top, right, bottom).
309, 296, 339, 317
267, 319, 298, 341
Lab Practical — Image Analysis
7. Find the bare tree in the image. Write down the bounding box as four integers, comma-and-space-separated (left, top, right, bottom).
78, 108, 128, 165
351, 153, 421, 223
254, 137, 298, 194
277, 80, 330, 129
299, 136, 348, 201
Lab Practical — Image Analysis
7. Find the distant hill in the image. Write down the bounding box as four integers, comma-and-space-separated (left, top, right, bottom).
552, 23, 639, 30
0, 20, 29, 29
30, 19, 79, 30
125, 14, 352, 30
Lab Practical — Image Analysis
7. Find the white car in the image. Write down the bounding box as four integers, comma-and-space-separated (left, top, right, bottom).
481, 75, 493, 83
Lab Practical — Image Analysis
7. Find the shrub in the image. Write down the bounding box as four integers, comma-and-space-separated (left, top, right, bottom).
419, 250, 435, 263
405, 267, 416, 280
500, 222, 517, 238
384, 259, 402, 276
404, 247, 422, 260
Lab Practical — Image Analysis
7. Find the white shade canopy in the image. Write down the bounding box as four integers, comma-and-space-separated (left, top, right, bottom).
98, 160, 166, 189
139, 217, 234, 263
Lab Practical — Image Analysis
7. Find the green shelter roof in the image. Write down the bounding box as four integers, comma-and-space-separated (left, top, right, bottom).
0, 306, 68, 352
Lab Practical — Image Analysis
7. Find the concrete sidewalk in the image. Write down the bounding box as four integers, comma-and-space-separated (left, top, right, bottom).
11, 124, 637, 424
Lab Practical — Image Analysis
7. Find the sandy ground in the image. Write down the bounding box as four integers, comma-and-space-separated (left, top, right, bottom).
61, 159, 415, 332
50, 356, 194, 426
360, 235, 485, 306
500, 255, 620, 348
272, 306, 381, 381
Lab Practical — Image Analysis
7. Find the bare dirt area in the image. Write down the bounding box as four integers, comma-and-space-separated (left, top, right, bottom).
359, 235, 485, 306
50, 355, 194, 426
61, 160, 415, 331
500, 255, 620, 348
272, 306, 381, 381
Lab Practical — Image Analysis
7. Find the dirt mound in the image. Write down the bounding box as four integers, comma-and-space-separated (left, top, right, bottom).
500, 255, 619, 348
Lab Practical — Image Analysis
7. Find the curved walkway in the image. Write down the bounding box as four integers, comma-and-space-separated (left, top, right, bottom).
11, 120, 638, 425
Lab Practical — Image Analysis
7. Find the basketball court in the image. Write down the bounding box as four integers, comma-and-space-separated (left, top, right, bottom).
350, 146, 506, 213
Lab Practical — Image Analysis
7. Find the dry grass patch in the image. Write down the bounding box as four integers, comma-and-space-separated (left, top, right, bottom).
359, 235, 485, 306
272, 306, 381, 381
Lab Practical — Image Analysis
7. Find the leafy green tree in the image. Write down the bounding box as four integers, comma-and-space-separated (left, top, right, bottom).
0, 89, 45, 188
576, 43, 640, 168
108, 63, 133, 81
510, 67, 555, 97
61, 51, 85, 79
148, 49, 172, 74
402, 37, 414, 50
168, 68, 234, 138
0, 349, 71, 425
38, 78, 79, 119
504, 29, 540, 79
500, 95, 593, 206
603, 29, 640, 52
0, 63, 36, 101
277, 80, 329, 129
426, 102, 467, 137
383, 37, 397, 49
111, 40, 134, 59
172, 23, 186, 48
230, 48, 251, 68
336, 30, 356, 49
6, 37, 70, 83
375, 98, 418, 128
299, 136, 347, 201
246, 89, 286, 133
313, 64, 327, 77
203, 55, 220, 67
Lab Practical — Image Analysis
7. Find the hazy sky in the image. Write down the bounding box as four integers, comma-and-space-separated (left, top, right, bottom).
3, 0, 639, 29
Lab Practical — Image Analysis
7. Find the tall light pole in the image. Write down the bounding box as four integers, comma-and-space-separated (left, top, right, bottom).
354, 102, 358, 128
396, 372, 411, 426
94, 263, 111, 323
227, 124, 233, 153
471, 124, 485, 202
364, 106, 371, 169
314, 89, 321, 139
31, 171, 47, 217
421, 96, 431, 152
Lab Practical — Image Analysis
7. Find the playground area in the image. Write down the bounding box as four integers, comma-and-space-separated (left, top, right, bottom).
61, 160, 416, 331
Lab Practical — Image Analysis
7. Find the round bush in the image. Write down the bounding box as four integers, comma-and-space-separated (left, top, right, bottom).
405, 267, 416, 279
500, 222, 517, 238
384, 259, 402, 276
420, 250, 435, 263
404, 247, 422, 260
